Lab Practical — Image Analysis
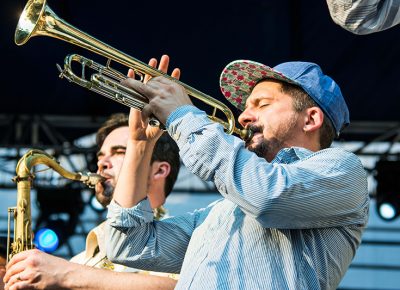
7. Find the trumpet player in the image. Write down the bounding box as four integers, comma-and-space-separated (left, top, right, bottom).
4, 55, 181, 290
105, 59, 370, 290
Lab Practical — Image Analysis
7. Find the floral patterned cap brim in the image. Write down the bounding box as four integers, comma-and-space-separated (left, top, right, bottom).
219, 60, 297, 111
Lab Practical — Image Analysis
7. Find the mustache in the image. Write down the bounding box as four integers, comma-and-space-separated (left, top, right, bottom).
98, 171, 113, 178
245, 124, 264, 146
247, 124, 263, 134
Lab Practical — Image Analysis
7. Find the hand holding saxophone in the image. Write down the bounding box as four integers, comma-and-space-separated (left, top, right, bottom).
4, 249, 70, 290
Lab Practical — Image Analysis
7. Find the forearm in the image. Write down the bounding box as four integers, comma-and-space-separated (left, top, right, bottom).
106, 201, 201, 272
65, 263, 177, 290
113, 139, 155, 208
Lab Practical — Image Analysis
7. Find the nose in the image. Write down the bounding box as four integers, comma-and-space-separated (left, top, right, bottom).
97, 156, 112, 172
238, 108, 257, 128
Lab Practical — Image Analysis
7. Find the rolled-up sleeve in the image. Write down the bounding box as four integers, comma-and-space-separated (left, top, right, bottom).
106, 197, 216, 273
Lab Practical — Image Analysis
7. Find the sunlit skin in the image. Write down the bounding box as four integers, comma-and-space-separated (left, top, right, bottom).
238, 80, 321, 162
96, 126, 130, 207
95, 54, 180, 209
95, 126, 166, 209
3, 54, 179, 290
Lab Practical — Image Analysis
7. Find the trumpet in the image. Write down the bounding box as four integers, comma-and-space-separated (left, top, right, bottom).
15, 0, 252, 141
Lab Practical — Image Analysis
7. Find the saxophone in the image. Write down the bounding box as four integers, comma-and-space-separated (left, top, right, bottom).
6, 149, 104, 263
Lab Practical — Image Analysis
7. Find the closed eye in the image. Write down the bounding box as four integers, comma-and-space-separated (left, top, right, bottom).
109, 145, 127, 156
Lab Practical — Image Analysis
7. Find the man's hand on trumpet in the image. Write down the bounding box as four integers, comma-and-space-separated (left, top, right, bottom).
122, 57, 191, 129
127, 54, 182, 143
111, 54, 181, 211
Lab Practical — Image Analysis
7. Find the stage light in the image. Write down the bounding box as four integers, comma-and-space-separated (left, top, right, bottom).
378, 202, 398, 221
34, 228, 59, 253
375, 159, 400, 222
34, 185, 84, 252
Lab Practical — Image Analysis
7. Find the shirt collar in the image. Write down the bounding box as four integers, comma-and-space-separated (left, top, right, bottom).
271, 147, 314, 164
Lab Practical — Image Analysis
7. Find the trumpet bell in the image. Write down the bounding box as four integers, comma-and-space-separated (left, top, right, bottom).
15, 0, 252, 141
15, 0, 47, 45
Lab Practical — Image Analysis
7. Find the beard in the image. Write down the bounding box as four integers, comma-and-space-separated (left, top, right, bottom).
95, 180, 114, 207
245, 114, 299, 160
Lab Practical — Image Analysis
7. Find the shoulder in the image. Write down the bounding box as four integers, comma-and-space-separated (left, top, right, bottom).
300, 147, 362, 163
313, 147, 363, 165
291, 147, 366, 176
284, 147, 363, 167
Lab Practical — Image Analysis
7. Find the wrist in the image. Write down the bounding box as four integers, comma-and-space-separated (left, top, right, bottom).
127, 138, 157, 153
62, 263, 84, 289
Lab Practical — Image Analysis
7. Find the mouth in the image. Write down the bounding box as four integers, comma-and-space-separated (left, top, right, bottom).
245, 124, 263, 147
245, 132, 263, 148
96, 177, 114, 198
96, 174, 114, 188
98, 173, 112, 181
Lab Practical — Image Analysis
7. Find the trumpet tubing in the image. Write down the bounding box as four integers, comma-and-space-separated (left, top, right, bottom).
15, 0, 252, 141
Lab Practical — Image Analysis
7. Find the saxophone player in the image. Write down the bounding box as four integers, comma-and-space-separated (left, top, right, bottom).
4, 56, 181, 290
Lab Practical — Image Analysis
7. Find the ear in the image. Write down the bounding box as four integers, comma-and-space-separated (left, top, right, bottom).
150, 161, 171, 181
303, 107, 324, 133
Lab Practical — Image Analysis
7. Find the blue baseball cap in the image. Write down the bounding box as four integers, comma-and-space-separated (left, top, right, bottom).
220, 60, 350, 136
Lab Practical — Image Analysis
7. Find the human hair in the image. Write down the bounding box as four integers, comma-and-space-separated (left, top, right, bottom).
95, 113, 180, 197
151, 133, 180, 197
96, 113, 129, 149
279, 81, 336, 149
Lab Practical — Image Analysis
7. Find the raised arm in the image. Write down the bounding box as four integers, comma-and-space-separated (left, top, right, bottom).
112, 55, 181, 208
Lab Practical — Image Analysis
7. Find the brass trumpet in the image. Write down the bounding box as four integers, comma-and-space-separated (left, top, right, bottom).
15, 0, 252, 140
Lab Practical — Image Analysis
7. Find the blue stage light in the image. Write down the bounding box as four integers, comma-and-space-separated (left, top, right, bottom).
34, 228, 59, 253
378, 202, 397, 221
375, 160, 400, 222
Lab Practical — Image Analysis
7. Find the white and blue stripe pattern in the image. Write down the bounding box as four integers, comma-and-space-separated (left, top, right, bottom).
106, 106, 369, 290
327, 0, 400, 35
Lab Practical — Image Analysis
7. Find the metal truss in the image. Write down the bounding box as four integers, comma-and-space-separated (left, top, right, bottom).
0, 114, 107, 189
0, 115, 399, 191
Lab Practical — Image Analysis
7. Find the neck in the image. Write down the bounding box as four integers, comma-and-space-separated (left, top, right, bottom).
288, 132, 320, 152
147, 181, 166, 209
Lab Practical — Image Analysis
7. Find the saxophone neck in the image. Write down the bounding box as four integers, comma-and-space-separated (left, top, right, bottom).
15, 149, 104, 185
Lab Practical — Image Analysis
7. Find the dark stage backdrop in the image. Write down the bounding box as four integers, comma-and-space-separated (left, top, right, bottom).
1, 0, 399, 121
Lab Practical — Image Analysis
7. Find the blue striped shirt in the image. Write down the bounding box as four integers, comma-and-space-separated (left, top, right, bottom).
327, 0, 400, 35
106, 106, 369, 290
